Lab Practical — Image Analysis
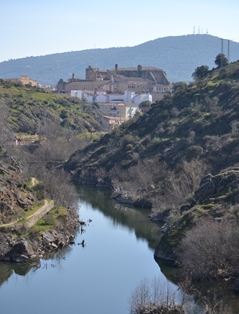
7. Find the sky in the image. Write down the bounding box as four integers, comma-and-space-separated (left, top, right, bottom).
0, 0, 238, 63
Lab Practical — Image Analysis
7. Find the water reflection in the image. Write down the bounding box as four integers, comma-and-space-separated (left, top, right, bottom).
77, 186, 162, 250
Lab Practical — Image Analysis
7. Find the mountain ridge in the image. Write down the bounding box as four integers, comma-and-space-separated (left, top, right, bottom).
1, 34, 239, 86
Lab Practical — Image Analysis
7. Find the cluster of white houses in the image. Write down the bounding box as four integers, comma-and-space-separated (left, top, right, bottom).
71, 90, 143, 131
70, 89, 152, 105
67, 64, 173, 131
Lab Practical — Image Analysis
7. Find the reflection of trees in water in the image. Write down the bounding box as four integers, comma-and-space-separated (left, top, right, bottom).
0, 261, 38, 286
44, 245, 73, 262
0, 263, 13, 286
0, 244, 76, 286
77, 186, 162, 250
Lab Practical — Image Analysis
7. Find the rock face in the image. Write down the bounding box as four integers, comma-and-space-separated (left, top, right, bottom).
195, 169, 239, 203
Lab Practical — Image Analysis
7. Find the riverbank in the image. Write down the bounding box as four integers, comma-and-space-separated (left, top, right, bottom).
0, 203, 81, 263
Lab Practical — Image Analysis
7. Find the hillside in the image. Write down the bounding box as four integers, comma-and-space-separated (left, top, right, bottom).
1, 35, 239, 86
0, 80, 104, 263
65, 60, 239, 281
65, 60, 239, 199
0, 79, 102, 135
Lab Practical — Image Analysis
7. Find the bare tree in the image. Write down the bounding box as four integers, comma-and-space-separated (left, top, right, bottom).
163, 159, 207, 207
129, 276, 186, 314
179, 219, 239, 280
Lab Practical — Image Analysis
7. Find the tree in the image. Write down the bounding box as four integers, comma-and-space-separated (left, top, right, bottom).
129, 276, 186, 314
56, 78, 66, 92
179, 219, 239, 280
215, 53, 228, 68
173, 81, 187, 93
139, 101, 151, 113
192, 65, 209, 80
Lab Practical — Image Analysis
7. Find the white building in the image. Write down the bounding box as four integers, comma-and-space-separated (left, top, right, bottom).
71, 89, 152, 106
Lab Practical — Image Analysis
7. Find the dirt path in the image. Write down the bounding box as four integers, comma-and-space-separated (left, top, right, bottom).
31, 177, 37, 186
0, 199, 54, 229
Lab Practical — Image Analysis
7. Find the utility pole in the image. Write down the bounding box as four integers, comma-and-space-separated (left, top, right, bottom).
221, 38, 224, 54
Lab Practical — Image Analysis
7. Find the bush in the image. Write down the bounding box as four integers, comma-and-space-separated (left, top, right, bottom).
129, 277, 185, 314
179, 219, 239, 280
186, 145, 203, 161
43, 212, 56, 226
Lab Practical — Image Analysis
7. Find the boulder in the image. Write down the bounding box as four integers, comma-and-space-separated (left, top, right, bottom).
12, 240, 35, 256
195, 180, 216, 201
42, 232, 55, 243
161, 223, 170, 233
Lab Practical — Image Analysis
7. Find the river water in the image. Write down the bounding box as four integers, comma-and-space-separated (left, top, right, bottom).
0, 186, 192, 313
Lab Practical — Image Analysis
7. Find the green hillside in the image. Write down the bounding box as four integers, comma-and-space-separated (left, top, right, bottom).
0, 79, 102, 134
1, 34, 239, 86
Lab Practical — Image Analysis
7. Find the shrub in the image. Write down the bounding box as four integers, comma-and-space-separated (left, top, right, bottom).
179, 219, 239, 280
120, 134, 139, 150
43, 212, 56, 226
186, 145, 203, 161
129, 276, 185, 314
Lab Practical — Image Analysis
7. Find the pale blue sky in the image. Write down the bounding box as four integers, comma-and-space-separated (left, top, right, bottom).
0, 0, 238, 62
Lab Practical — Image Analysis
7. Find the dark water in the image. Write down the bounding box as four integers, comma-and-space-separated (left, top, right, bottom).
0, 187, 197, 313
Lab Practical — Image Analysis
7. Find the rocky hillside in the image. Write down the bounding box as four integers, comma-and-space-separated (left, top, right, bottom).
0, 147, 81, 263
65, 60, 239, 275
0, 149, 35, 224
66, 60, 239, 203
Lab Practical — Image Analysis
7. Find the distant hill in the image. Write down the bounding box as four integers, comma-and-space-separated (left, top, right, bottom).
0, 34, 239, 86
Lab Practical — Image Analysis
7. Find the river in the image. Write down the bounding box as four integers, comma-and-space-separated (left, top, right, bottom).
0, 186, 196, 313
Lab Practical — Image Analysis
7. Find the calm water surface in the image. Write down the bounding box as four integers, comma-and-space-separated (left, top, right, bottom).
0, 187, 182, 314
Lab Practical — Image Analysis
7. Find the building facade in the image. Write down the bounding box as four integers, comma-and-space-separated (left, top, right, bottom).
65, 64, 173, 100
70, 89, 152, 105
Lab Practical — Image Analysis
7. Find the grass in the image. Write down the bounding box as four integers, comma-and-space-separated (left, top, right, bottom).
30, 206, 67, 233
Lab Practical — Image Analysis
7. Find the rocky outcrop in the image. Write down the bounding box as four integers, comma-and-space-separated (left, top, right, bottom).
0, 209, 80, 263
195, 169, 239, 203
149, 209, 170, 223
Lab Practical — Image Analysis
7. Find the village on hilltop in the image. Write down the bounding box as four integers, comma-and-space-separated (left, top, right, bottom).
6, 64, 173, 131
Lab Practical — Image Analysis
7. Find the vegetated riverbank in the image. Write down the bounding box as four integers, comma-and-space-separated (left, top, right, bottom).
0, 205, 80, 263
0, 149, 81, 264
